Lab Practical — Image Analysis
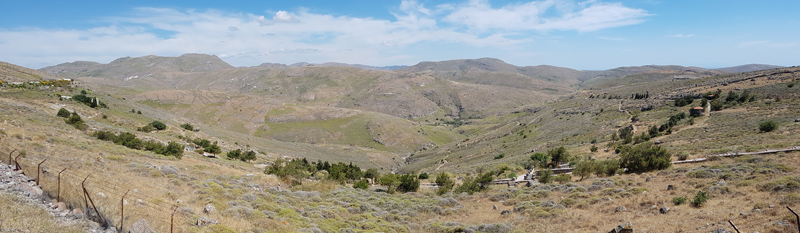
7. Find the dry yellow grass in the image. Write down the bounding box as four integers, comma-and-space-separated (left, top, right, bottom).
0, 193, 86, 232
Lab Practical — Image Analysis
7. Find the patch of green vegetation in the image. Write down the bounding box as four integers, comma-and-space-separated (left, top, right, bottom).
257, 115, 386, 150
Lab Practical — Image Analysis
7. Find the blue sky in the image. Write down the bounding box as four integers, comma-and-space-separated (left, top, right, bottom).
1, 0, 798, 70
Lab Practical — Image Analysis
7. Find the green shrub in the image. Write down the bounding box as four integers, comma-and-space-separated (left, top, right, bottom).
530, 152, 549, 168
64, 111, 88, 130
676, 152, 689, 161
547, 146, 569, 167
226, 149, 257, 162
57, 108, 70, 118
537, 169, 553, 184
180, 123, 194, 131
590, 145, 598, 152
494, 153, 505, 160
150, 121, 167, 130
435, 173, 455, 195
353, 179, 369, 190
395, 174, 419, 193
673, 196, 687, 205
691, 191, 709, 207
418, 173, 429, 179
619, 142, 671, 173
759, 120, 777, 132
553, 173, 571, 184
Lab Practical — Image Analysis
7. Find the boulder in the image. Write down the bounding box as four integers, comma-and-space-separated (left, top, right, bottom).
204, 204, 216, 213
129, 219, 156, 233
714, 179, 727, 186
711, 228, 731, 233
659, 207, 670, 214
493, 205, 498, 210
500, 210, 511, 215
196, 216, 218, 227
55, 202, 68, 211
667, 185, 675, 190
608, 222, 633, 233
614, 206, 627, 212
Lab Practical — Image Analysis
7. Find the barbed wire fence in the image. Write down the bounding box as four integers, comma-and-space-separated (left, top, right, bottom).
7, 149, 198, 232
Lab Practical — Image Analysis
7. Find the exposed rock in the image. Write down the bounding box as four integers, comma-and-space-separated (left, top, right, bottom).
159, 165, 178, 175
97, 192, 107, 199
615, 206, 627, 212
711, 228, 731, 233
667, 185, 675, 190
55, 202, 68, 211
608, 222, 633, 233
714, 179, 727, 186
196, 216, 218, 227
645, 177, 656, 182
493, 205, 498, 210
129, 219, 156, 233
298, 228, 324, 233
204, 203, 216, 213
500, 209, 511, 215
659, 207, 670, 214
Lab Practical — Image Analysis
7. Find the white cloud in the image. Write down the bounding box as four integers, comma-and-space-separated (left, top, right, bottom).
443, 0, 649, 32
597, 36, 624, 41
0, 0, 650, 68
668, 33, 693, 38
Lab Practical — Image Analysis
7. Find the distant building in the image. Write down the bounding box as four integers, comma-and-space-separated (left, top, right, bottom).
690, 106, 704, 116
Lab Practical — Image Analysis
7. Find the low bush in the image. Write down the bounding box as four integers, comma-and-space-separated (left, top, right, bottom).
180, 123, 194, 131
672, 196, 687, 205
759, 120, 777, 132
353, 179, 369, 190
691, 191, 709, 207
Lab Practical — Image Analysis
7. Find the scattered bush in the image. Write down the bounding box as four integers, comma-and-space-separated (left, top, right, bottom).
673, 196, 687, 205
530, 153, 549, 168
674, 95, 694, 107
537, 169, 554, 184
590, 145, 598, 153
759, 120, 777, 132
553, 173, 571, 184
691, 191, 709, 207
619, 142, 671, 173
64, 111, 88, 130
226, 149, 257, 162
150, 121, 167, 130
396, 174, 420, 193
435, 173, 455, 195
547, 146, 569, 167
418, 173, 429, 179
57, 108, 70, 118
353, 179, 369, 190
494, 153, 505, 160
91, 130, 183, 158
180, 123, 194, 131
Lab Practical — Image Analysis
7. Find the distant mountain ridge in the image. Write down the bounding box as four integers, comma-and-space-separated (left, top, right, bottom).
715, 64, 784, 73
256, 62, 407, 70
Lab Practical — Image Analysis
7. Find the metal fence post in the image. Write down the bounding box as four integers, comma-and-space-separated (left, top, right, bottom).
57, 168, 67, 202
171, 205, 178, 233
728, 220, 740, 233
36, 159, 47, 185
7, 149, 16, 165
81, 175, 101, 221
788, 206, 799, 233
13, 154, 22, 173
120, 190, 129, 232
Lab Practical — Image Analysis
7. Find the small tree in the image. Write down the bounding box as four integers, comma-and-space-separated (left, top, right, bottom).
537, 169, 554, 183
435, 173, 455, 195
759, 120, 777, 132
530, 152, 549, 168
205, 142, 221, 156
619, 142, 671, 173
396, 174, 420, 193
57, 108, 70, 118
573, 160, 595, 181
547, 146, 569, 168
590, 145, 598, 153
